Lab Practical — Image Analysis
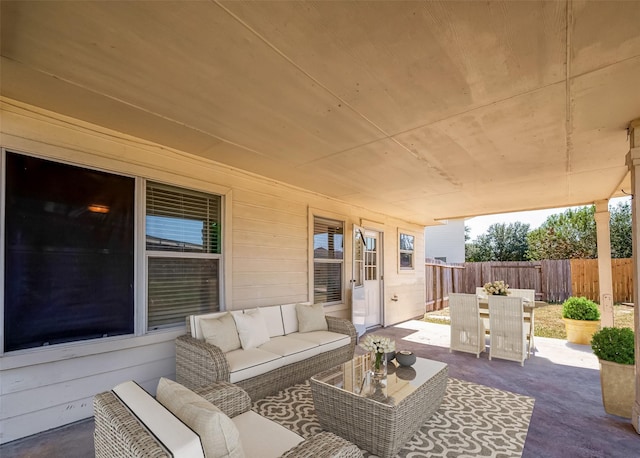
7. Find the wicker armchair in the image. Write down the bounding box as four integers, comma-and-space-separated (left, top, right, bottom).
449, 293, 485, 357
176, 315, 356, 401
488, 295, 527, 366
94, 381, 363, 458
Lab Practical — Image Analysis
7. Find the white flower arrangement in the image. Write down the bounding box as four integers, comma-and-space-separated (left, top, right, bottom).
359, 334, 395, 354
483, 280, 509, 296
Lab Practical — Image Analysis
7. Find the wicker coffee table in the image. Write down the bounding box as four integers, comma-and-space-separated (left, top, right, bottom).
310, 354, 448, 458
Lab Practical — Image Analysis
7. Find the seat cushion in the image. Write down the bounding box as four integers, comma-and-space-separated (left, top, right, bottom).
292, 330, 350, 347
232, 410, 303, 458
156, 378, 245, 458
295, 303, 328, 333
112, 381, 205, 458
258, 335, 317, 357
232, 308, 271, 349
225, 348, 283, 383
200, 312, 241, 352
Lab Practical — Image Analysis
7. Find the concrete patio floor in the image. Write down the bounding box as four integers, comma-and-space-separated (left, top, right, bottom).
1, 320, 638, 457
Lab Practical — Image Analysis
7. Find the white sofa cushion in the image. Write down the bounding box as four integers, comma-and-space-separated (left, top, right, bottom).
281, 303, 299, 334
295, 303, 328, 333
226, 348, 283, 383
232, 308, 270, 349
156, 378, 245, 458
112, 381, 205, 458
258, 335, 317, 357
232, 410, 303, 458
293, 330, 351, 347
200, 313, 241, 352
258, 305, 285, 337
191, 311, 228, 340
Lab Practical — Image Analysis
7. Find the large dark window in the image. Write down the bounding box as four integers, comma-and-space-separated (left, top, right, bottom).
4, 152, 134, 351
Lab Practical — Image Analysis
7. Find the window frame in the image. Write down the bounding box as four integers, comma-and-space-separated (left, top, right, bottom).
142, 179, 224, 332
398, 229, 416, 272
309, 210, 346, 306
0, 149, 227, 355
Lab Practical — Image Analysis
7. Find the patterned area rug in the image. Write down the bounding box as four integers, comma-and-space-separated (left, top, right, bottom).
253, 378, 534, 458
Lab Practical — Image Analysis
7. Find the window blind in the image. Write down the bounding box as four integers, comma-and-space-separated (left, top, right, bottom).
146, 182, 222, 328
313, 217, 344, 304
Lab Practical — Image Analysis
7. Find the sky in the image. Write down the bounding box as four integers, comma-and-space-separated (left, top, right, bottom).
465, 196, 631, 241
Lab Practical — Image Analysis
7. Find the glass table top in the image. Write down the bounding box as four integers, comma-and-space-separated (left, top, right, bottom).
310, 353, 447, 406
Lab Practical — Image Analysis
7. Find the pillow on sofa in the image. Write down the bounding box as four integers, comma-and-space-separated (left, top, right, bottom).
295, 303, 328, 333
156, 378, 245, 458
232, 308, 270, 349
200, 313, 242, 352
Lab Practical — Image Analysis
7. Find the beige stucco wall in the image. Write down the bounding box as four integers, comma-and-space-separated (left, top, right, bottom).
0, 98, 427, 442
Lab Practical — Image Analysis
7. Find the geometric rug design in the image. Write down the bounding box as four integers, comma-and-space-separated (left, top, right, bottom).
253, 378, 535, 458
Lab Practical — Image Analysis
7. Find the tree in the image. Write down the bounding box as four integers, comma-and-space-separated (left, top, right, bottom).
465, 222, 530, 261
610, 200, 632, 258
527, 206, 597, 260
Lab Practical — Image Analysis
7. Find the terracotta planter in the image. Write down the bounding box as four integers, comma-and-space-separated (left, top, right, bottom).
563, 318, 600, 345
599, 359, 636, 418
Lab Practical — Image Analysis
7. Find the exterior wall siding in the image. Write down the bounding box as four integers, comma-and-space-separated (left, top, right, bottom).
425, 219, 466, 264
0, 98, 426, 443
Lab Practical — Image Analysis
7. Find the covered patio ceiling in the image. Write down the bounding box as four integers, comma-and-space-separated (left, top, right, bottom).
1, 1, 639, 226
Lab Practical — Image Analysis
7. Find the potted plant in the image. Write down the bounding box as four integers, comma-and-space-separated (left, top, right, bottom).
590, 327, 636, 418
561, 296, 601, 345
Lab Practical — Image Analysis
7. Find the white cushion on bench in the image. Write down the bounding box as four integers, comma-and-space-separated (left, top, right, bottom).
258, 335, 317, 357
191, 311, 228, 340
226, 348, 283, 384
294, 330, 351, 347
258, 306, 285, 337
112, 381, 205, 458
232, 410, 303, 458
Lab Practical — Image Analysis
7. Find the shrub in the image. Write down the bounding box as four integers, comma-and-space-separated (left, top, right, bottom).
591, 327, 635, 365
561, 296, 601, 321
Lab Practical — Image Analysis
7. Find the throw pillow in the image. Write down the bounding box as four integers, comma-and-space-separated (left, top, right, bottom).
232, 308, 270, 349
200, 313, 242, 353
156, 378, 245, 458
295, 303, 328, 333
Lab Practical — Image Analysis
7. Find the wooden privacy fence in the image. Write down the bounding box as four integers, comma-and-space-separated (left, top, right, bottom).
424, 258, 464, 312
425, 258, 634, 311
570, 258, 633, 303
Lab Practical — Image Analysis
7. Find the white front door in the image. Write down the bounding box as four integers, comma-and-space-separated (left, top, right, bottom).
364, 230, 383, 328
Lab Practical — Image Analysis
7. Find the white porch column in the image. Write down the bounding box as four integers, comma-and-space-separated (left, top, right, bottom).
624, 118, 640, 434
594, 199, 614, 327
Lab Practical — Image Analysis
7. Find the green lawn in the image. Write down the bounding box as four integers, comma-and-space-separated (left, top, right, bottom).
424, 303, 635, 340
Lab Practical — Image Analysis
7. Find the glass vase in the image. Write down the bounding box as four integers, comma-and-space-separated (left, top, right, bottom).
370, 351, 387, 379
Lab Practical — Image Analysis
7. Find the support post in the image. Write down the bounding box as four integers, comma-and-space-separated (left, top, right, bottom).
624, 118, 640, 434
594, 199, 614, 327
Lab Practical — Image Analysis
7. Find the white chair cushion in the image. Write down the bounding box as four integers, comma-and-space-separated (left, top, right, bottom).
112, 381, 205, 458
200, 313, 241, 353
156, 378, 245, 458
295, 303, 328, 333
232, 308, 271, 349
232, 410, 303, 458
225, 348, 283, 383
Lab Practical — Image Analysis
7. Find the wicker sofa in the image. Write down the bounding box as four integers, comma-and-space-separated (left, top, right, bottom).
94, 378, 362, 458
176, 303, 357, 401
